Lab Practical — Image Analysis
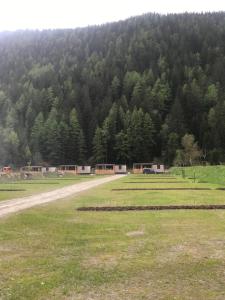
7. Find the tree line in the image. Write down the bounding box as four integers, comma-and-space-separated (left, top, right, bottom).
1, 12, 225, 166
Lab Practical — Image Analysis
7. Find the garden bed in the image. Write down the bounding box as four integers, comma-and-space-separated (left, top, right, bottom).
112, 188, 212, 191
124, 181, 188, 183
77, 204, 225, 211
0, 189, 26, 191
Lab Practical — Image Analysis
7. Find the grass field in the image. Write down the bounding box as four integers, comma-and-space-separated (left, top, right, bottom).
0, 175, 99, 202
1, 168, 225, 299
171, 165, 225, 185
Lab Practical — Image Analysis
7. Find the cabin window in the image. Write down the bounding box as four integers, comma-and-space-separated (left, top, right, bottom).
68, 166, 75, 170
82, 166, 85, 170
119, 165, 122, 170
157, 165, 160, 169
143, 164, 152, 168
106, 165, 113, 170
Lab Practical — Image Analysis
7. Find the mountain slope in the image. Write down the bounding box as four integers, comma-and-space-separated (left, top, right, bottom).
1, 12, 225, 166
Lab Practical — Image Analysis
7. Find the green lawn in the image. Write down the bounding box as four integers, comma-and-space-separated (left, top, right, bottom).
78, 174, 225, 207
0, 175, 99, 202
1, 170, 225, 299
171, 165, 225, 185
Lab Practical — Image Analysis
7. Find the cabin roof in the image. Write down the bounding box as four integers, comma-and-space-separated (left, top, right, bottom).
133, 163, 154, 165
133, 163, 164, 168
21, 165, 42, 168
59, 165, 77, 167
96, 164, 115, 166
77, 165, 90, 167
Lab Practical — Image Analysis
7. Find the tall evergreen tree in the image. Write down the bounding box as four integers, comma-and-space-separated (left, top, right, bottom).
44, 108, 60, 164
30, 112, 45, 162
68, 108, 82, 164
142, 113, 155, 161
93, 127, 107, 163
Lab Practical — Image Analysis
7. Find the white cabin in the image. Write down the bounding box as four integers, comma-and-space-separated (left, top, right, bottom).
77, 166, 91, 175
115, 164, 127, 174
133, 163, 165, 174
58, 165, 77, 174
151, 164, 165, 173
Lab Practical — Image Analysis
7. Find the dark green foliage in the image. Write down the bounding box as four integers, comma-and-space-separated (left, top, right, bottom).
1, 12, 225, 166
44, 108, 61, 164
30, 112, 45, 163
93, 127, 107, 163
68, 109, 82, 163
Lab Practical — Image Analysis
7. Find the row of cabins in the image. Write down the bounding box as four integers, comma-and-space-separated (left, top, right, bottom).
20, 163, 165, 175
20, 164, 127, 175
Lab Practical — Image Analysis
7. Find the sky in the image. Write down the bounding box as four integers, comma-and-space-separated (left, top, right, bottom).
0, 0, 225, 31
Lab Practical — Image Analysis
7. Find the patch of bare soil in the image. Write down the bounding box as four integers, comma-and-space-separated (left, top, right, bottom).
126, 230, 144, 237
124, 181, 188, 183
159, 239, 225, 263
77, 205, 225, 211
82, 253, 121, 269
0, 189, 26, 191
132, 177, 176, 179
112, 188, 211, 191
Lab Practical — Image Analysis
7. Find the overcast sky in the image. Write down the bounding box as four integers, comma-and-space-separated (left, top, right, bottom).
1, 0, 225, 31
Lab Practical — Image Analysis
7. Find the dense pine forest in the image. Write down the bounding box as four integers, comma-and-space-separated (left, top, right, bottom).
1, 12, 225, 167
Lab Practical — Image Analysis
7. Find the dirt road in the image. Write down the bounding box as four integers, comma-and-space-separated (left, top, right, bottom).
0, 175, 125, 218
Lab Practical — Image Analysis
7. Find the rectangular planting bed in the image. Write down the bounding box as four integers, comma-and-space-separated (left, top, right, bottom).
77, 205, 225, 211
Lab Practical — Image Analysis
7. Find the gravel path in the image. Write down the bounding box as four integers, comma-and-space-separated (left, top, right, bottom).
0, 175, 125, 218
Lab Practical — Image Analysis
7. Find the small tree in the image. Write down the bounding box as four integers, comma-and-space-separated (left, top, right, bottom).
181, 134, 202, 165
174, 134, 202, 166
173, 149, 185, 166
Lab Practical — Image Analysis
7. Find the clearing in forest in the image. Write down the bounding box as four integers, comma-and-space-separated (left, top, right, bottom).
1, 167, 225, 299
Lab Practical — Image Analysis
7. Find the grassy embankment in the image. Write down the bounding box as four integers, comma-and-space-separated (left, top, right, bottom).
171, 165, 225, 185
1, 168, 225, 299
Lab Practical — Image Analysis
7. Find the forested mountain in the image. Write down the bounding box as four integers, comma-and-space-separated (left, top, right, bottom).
1, 12, 225, 167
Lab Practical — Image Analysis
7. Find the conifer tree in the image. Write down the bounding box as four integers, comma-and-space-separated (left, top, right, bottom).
142, 113, 155, 161
44, 108, 60, 164
93, 127, 107, 163
78, 129, 86, 164
58, 120, 70, 164
68, 108, 82, 164
30, 112, 45, 163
